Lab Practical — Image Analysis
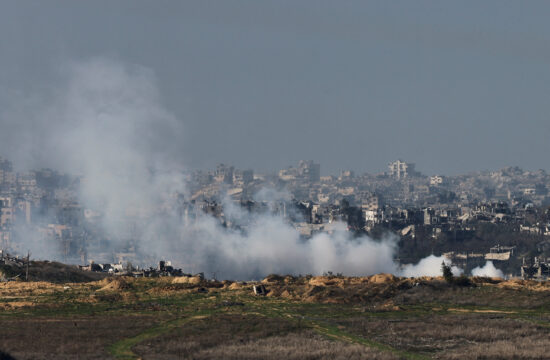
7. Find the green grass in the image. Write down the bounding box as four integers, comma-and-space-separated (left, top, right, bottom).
311, 320, 429, 360
239, 296, 426, 359
108, 314, 213, 360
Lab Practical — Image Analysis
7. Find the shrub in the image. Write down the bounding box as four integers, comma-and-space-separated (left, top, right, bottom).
441, 261, 454, 283
453, 275, 472, 287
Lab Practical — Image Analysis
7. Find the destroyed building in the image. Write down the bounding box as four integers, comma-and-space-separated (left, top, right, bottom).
80, 260, 186, 278
521, 257, 550, 280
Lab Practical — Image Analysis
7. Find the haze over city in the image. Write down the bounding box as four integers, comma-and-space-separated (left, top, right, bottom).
1, 1, 550, 175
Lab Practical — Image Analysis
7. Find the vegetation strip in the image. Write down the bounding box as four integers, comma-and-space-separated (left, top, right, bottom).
311, 321, 429, 360
253, 300, 427, 360
108, 314, 210, 360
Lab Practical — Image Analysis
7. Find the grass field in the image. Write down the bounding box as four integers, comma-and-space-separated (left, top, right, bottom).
0, 275, 549, 359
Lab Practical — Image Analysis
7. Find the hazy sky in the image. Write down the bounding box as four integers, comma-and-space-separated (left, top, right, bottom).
1, 1, 549, 175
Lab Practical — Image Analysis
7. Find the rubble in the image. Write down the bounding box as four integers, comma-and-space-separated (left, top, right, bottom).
253, 284, 267, 296
0, 250, 26, 282
521, 257, 550, 280
80, 260, 185, 278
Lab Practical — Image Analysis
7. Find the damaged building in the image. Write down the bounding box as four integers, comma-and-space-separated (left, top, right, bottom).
521, 257, 550, 280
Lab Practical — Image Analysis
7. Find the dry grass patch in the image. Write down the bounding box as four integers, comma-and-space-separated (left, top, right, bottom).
133, 314, 305, 358
439, 335, 550, 359
0, 315, 162, 359
190, 331, 398, 360
337, 313, 550, 358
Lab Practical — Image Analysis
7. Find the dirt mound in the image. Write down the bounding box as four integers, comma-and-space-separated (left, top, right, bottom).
258, 274, 418, 304
172, 276, 202, 285
221, 280, 233, 287
228, 282, 247, 290
497, 279, 550, 291
308, 276, 346, 287
0, 281, 64, 296
347, 277, 370, 285
97, 278, 131, 292
262, 274, 285, 284
25, 261, 108, 283
470, 276, 502, 285
95, 277, 113, 286
283, 275, 297, 284
369, 273, 397, 284
265, 286, 292, 298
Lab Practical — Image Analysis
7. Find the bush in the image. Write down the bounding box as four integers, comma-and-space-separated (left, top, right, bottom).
453, 275, 472, 287
441, 262, 454, 283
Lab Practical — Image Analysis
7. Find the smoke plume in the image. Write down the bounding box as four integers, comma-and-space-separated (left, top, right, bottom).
0, 57, 500, 280
471, 261, 504, 278
400, 255, 462, 277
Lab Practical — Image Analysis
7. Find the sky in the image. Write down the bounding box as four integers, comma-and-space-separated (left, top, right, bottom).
1, 1, 549, 176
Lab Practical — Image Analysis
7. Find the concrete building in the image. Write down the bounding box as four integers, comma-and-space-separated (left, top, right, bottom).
388, 160, 418, 180
430, 175, 445, 186
233, 169, 253, 185
360, 192, 380, 211
0, 157, 15, 193
279, 160, 320, 183
0, 197, 13, 227
298, 160, 320, 182
215, 164, 234, 184
278, 167, 298, 181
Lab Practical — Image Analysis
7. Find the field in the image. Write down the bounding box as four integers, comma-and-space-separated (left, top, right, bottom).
0, 274, 549, 359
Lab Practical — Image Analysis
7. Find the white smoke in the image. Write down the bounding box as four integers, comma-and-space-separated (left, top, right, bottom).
51, 58, 186, 240
0, 57, 188, 260
178, 205, 400, 279
401, 255, 462, 277
471, 261, 504, 278
0, 57, 486, 280
253, 187, 292, 202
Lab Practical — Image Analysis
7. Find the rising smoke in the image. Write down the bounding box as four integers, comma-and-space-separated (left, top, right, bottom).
0, 58, 499, 280
400, 255, 462, 278
471, 261, 504, 278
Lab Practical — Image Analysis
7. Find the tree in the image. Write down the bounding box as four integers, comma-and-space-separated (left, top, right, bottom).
441, 261, 454, 283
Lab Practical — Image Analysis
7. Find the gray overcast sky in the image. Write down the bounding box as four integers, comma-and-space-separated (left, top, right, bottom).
1, 1, 549, 176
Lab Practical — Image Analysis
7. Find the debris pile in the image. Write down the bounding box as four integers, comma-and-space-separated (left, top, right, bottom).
80, 260, 186, 277
0, 250, 26, 267
521, 257, 550, 280
253, 284, 267, 296
0, 250, 26, 281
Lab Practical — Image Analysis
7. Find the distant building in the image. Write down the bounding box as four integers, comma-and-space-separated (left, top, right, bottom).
17, 172, 37, 193
0, 157, 15, 193
279, 160, 320, 183
233, 169, 253, 185
521, 257, 550, 280
279, 167, 298, 181
388, 160, 419, 180
215, 164, 234, 184
192, 170, 213, 186
297, 160, 320, 182
423, 207, 436, 225
430, 175, 445, 186
0, 197, 13, 227
339, 170, 355, 180
360, 192, 380, 211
